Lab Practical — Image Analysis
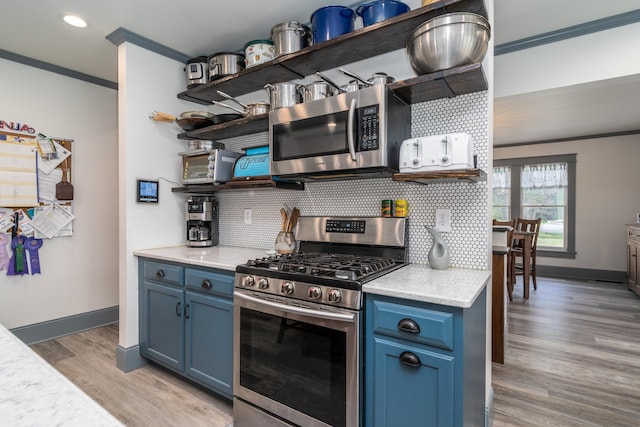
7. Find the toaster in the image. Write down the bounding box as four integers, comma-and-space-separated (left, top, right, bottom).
399, 133, 474, 173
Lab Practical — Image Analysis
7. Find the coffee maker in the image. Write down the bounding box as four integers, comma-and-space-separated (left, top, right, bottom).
186, 196, 218, 247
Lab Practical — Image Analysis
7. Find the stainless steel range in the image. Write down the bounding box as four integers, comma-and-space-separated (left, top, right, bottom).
233, 216, 407, 427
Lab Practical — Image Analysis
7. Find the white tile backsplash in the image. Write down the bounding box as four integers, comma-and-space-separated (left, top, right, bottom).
216, 91, 489, 269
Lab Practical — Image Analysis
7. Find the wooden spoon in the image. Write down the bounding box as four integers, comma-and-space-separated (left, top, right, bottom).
280, 208, 288, 232
287, 208, 300, 233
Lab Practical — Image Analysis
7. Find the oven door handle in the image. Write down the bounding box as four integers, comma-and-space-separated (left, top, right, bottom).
235, 292, 356, 323
347, 98, 358, 161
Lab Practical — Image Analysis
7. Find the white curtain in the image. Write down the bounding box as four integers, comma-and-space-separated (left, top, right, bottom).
493, 166, 511, 189
521, 163, 568, 189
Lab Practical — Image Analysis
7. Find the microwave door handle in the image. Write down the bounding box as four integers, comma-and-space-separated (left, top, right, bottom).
347, 98, 357, 161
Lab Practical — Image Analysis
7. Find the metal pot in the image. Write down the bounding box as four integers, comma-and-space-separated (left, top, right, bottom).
208, 52, 245, 80
315, 71, 345, 94
356, 1, 410, 27
338, 67, 395, 86
301, 81, 335, 102
341, 79, 364, 93
271, 21, 311, 57
214, 91, 271, 116
264, 82, 303, 109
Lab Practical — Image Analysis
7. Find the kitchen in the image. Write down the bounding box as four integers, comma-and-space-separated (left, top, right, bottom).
1, 0, 640, 426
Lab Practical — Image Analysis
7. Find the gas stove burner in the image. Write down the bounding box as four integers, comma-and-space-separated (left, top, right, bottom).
245, 252, 399, 282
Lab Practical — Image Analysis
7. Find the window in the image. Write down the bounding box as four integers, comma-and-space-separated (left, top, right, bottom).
493, 154, 576, 259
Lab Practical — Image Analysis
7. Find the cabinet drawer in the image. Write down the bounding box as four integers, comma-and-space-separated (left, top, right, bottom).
628, 226, 640, 243
143, 260, 184, 287
369, 299, 454, 350
185, 268, 234, 297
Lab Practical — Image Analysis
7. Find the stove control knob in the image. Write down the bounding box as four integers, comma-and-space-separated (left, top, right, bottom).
258, 278, 269, 289
308, 287, 322, 300
281, 282, 295, 295
242, 276, 255, 287
328, 289, 342, 303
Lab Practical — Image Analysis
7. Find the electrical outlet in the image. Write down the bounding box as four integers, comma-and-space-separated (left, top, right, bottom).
244, 208, 252, 225
435, 209, 451, 232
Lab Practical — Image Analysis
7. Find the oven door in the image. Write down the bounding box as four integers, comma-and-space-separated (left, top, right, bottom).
233, 289, 360, 427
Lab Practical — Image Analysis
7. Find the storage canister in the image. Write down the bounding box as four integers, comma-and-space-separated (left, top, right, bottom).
208, 52, 245, 80
311, 6, 355, 44
244, 39, 275, 68
271, 21, 311, 57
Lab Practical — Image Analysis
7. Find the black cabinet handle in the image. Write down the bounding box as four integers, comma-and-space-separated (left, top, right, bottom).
398, 318, 420, 334
201, 279, 212, 289
184, 304, 190, 319
175, 302, 181, 317
399, 351, 422, 367
156, 269, 165, 279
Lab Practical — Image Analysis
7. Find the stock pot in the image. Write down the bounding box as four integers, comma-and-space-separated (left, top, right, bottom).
264, 82, 303, 109
208, 52, 245, 80
271, 21, 311, 57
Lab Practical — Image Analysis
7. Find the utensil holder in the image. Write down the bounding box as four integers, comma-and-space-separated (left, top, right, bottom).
275, 232, 296, 254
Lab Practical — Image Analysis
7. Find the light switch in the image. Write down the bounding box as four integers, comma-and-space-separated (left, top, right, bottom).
244, 208, 252, 225
435, 209, 451, 232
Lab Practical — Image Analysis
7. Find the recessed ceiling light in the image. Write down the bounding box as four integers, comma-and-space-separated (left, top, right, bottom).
63, 15, 87, 28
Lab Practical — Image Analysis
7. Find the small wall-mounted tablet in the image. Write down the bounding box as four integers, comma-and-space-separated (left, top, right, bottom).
137, 179, 159, 203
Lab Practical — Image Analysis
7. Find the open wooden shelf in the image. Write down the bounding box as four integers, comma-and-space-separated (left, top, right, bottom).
178, 113, 268, 141
392, 168, 486, 184
171, 178, 304, 194
177, 0, 486, 104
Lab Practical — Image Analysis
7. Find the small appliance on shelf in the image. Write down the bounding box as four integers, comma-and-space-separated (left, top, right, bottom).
399, 132, 474, 172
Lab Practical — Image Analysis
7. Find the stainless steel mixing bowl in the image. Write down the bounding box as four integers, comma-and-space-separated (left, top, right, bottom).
406, 12, 491, 74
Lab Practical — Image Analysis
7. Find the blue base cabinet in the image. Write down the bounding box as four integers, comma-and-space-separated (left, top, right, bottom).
365, 290, 486, 427
139, 258, 234, 399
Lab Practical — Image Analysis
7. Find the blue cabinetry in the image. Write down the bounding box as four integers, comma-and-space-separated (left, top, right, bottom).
139, 258, 234, 399
365, 290, 486, 427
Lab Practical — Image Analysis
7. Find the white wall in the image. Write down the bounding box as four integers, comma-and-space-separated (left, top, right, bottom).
495, 22, 640, 98
0, 58, 118, 329
117, 43, 199, 348
494, 134, 640, 272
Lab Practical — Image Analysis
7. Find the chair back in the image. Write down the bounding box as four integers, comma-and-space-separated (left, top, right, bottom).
515, 218, 542, 249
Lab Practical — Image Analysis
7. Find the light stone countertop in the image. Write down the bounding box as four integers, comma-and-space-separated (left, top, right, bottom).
134, 245, 490, 308
133, 245, 268, 272
0, 323, 123, 426
362, 264, 491, 308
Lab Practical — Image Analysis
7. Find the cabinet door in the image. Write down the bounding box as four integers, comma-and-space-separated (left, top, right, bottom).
184, 290, 233, 398
628, 243, 638, 287
367, 337, 455, 427
140, 281, 185, 371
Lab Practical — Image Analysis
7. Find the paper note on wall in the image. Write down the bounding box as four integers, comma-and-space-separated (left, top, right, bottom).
30, 203, 75, 239
0, 135, 39, 206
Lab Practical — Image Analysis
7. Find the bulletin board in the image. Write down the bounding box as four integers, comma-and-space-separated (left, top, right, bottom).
0, 129, 75, 239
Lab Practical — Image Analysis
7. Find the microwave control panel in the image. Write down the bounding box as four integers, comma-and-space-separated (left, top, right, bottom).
358, 105, 379, 151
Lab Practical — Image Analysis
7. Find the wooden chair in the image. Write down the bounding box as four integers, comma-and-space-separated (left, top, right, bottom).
493, 219, 516, 301
512, 218, 541, 296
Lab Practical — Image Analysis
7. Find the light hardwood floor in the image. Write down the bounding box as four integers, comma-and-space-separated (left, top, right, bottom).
491, 277, 640, 426
30, 324, 233, 427
30, 277, 640, 426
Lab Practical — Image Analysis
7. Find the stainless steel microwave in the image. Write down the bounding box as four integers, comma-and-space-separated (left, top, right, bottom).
269, 84, 410, 181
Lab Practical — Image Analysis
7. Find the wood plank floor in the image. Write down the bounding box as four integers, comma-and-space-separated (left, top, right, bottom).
29, 276, 640, 426
30, 324, 233, 427
491, 277, 640, 426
